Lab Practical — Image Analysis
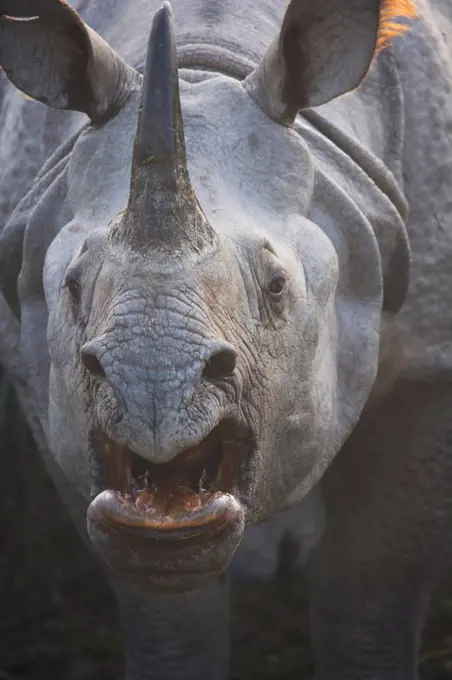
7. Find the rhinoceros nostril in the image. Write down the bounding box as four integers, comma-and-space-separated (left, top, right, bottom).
202, 348, 236, 381
81, 346, 106, 379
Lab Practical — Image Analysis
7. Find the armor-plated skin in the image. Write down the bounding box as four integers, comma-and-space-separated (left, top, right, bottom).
1, 0, 452, 678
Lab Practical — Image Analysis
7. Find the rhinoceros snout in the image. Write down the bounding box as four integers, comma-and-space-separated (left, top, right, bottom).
80, 339, 237, 384
79, 333, 239, 465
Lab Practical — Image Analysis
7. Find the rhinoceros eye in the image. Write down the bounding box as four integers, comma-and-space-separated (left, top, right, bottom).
62, 268, 82, 307
62, 241, 88, 308
268, 270, 287, 300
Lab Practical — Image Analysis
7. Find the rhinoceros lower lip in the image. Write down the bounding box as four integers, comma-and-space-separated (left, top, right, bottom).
88, 419, 254, 540
88, 488, 241, 548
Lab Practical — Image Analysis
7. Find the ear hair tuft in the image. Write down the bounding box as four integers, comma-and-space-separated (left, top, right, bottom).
377, 0, 417, 53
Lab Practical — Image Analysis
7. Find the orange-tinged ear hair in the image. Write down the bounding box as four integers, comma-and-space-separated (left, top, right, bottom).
377, 0, 417, 52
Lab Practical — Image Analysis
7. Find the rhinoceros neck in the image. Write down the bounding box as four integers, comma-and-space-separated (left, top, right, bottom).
295, 48, 410, 315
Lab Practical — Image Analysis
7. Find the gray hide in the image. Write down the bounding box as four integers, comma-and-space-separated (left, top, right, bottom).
2, 0, 452, 679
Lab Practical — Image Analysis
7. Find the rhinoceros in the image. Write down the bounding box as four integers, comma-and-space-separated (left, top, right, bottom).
1, 0, 452, 677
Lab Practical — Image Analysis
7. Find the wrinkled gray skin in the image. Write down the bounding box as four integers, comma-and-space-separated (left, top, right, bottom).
2, 0, 452, 678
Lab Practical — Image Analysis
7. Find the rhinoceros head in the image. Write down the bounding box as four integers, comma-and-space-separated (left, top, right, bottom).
0, 0, 413, 590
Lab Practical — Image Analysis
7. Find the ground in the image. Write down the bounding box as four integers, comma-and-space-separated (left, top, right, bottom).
1, 384, 452, 680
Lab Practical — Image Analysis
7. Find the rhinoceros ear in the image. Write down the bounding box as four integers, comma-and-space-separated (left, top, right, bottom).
244, 0, 416, 124
0, 0, 138, 122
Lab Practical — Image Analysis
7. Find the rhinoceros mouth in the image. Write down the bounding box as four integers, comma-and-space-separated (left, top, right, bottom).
86, 419, 253, 584
89, 418, 254, 506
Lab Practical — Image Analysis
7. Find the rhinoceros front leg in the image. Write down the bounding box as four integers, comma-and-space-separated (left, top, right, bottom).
308, 378, 452, 680
109, 572, 229, 680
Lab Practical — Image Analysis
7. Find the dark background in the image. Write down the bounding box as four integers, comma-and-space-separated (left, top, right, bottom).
1, 386, 452, 680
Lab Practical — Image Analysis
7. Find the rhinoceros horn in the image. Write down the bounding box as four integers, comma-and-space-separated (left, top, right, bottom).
119, 1, 214, 251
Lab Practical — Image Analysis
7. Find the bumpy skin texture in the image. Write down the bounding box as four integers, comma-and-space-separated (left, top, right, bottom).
1, 0, 452, 679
